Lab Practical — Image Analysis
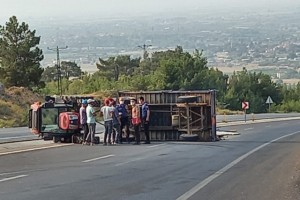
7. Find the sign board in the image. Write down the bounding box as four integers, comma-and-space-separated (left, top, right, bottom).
266, 96, 273, 104
242, 101, 249, 110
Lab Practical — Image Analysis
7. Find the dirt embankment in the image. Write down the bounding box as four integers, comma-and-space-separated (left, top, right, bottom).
0, 87, 43, 128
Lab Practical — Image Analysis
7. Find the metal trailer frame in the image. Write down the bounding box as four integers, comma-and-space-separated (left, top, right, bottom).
118, 90, 217, 142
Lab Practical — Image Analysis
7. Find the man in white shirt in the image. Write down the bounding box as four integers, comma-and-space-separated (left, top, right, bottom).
86, 99, 97, 145
101, 98, 114, 145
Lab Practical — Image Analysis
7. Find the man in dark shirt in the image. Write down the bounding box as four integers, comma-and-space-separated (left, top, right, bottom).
117, 97, 130, 144
139, 96, 151, 144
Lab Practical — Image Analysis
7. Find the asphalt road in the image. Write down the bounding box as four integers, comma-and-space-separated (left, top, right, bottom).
0, 113, 300, 143
0, 119, 300, 200
0, 123, 105, 143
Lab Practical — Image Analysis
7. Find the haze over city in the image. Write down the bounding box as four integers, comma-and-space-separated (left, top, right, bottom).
1, 0, 300, 80
1, 0, 299, 22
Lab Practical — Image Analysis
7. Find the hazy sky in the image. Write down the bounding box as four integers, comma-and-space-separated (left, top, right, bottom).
1, 0, 299, 22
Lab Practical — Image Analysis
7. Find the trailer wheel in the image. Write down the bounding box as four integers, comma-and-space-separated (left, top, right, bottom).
177, 96, 198, 103
180, 134, 199, 141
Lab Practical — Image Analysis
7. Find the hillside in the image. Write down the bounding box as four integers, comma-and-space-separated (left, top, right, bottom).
0, 87, 43, 128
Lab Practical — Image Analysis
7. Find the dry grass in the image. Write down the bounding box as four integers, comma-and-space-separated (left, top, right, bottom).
0, 99, 24, 127
0, 87, 43, 128
217, 108, 244, 115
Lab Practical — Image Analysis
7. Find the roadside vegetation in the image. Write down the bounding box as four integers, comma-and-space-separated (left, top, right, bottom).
0, 87, 43, 127
0, 16, 300, 127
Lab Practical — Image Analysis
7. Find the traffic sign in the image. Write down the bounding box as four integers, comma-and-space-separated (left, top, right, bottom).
242, 101, 249, 110
266, 96, 273, 112
266, 96, 273, 104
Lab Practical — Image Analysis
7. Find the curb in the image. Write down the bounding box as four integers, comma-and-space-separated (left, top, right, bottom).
217, 116, 300, 127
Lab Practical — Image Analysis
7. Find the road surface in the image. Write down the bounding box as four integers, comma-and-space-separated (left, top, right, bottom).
0, 123, 105, 144
0, 113, 300, 143
0, 119, 300, 199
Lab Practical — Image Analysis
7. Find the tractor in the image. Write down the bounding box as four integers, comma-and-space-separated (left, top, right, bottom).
28, 95, 101, 143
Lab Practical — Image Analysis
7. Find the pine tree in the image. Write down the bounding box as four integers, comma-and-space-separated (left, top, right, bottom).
0, 16, 44, 88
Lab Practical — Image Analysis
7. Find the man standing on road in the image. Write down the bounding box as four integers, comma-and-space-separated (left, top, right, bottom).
86, 99, 97, 145
139, 96, 151, 144
111, 100, 121, 144
118, 97, 130, 144
101, 98, 114, 145
80, 99, 89, 144
131, 98, 141, 145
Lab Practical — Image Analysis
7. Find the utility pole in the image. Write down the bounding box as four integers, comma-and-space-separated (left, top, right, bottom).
138, 44, 152, 60
47, 46, 68, 96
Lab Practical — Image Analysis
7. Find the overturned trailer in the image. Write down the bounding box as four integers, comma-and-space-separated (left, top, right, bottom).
118, 90, 217, 142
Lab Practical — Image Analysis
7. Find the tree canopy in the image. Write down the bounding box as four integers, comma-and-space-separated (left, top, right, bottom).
96, 55, 140, 81
42, 61, 82, 82
0, 14, 294, 114
224, 68, 281, 112
0, 16, 44, 88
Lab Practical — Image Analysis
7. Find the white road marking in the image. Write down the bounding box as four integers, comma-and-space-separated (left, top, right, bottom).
244, 128, 253, 131
265, 125, 271, 128
176, 130, 300, 200
147, 143, 166, 148
0, 175, 28, 183
0, 170, 35, 176
115, 157, 146, 167
82, 155, 115, 163
0, 136, 34, 140
0, 144, 73, 156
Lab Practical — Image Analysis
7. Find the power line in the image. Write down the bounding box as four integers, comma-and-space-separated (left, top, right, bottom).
47, 46, 68, 95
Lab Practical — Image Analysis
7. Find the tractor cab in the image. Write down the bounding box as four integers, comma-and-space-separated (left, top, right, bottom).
28, 95, 100, 143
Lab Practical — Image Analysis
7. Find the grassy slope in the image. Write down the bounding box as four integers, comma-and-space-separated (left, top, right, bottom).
0, 87, 43, 128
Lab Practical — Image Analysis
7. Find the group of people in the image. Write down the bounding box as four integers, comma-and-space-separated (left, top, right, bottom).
79, 96, 151, 146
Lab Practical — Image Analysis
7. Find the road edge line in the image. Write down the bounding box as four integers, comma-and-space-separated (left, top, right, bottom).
0, 174, 28, 183
176, 130, 300, 200
0, 144, 73, 156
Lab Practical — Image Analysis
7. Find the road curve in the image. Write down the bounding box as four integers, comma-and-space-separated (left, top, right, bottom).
0, 119, 300, 199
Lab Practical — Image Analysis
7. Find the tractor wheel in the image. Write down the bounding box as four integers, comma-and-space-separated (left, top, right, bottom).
53, 136, 60, 143
64, 137, 72, 143
43, 136, 52, 141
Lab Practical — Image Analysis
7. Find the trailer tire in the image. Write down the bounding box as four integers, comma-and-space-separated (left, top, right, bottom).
180, 134, 199, 141
177, 96, 198, 103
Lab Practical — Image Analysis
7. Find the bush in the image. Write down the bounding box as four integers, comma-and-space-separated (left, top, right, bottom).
0, 99, 26, 127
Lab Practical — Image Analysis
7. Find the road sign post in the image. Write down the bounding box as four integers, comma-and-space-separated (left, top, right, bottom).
242, 101, 249, 122
266, 96, 273, 113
